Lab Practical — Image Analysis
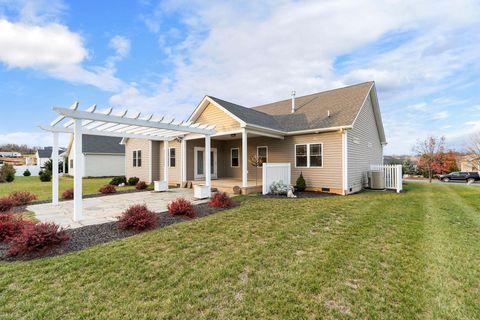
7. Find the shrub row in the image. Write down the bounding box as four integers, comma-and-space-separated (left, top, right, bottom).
0, 191, 38, 213
0, 214, 70, 256
109, 176, 143, 187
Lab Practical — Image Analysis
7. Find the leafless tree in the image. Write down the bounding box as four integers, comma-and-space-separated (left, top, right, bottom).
465, 132, 480, 171
248, 154, 264, 187
413, 135, 445, 183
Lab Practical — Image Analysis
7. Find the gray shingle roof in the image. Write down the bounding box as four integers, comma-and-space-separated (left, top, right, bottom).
82, 135, 124, 154
208, 81, 374, 132
37, 147, 65, 158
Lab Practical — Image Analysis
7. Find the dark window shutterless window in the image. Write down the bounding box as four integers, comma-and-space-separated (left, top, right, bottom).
231, 148, 239, 167
169, 148, 176, 167
295, 145, 308, 167
133, 150, 142, 167
257, 146, 268, 166
309, 144, 322, 167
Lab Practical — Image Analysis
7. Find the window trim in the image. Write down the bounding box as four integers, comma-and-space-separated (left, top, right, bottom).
294, 143, 323, 168
230, 147, 240, 168
169, 147, 176, 167
257, 146, 268, 165
133, 149, 142, 167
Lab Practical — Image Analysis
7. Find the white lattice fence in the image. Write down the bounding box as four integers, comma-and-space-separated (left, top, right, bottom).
262, 163, 291, 195
370, 164, 403, 193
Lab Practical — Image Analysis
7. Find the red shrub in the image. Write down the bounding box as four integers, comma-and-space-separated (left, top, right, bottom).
208, 192, 233, 208
99, 184, 117, 194
62, 188, 74, 200
0, 197, 15, 213
0, 214, 35, 243
7, 222, 70, 256
117, 204, 158, 231
167, 197, 195, 218
135, 181, 148, 190
8, 191, 38, 206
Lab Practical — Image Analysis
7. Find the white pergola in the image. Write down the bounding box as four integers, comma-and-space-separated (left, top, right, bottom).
40, 102, 215, 222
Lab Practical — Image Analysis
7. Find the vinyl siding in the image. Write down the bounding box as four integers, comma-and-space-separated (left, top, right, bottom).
84, 154, 125, 177
125, 139, 151, 182
158, 140, 182, 184
196, 102, 241, 132
347, 94, 383, 193
186, 132, 343, 191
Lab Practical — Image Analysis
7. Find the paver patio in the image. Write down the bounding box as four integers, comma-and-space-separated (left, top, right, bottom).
27, 188, 207, 229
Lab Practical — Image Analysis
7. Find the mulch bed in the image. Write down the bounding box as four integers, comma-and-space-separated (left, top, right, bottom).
263, 191, 337, 198
0, 202, 234, 262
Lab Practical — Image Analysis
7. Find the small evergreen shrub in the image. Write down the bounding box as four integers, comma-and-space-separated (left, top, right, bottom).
39, 170, 52, 182
8, 191, 38, 206
0, 163, 16, 183
135, 181, 148, 190
7, 222, 70, 256
62, 188, 74, 200
208, 192, 233, 208
23, 169, 31, 176
109, 176, 127, 186
117, 204, 158, 231
99, 184, 117, 194
167, 197, 195, 218
0, 214, 35, 243
128, 177, 140, 186
0, 197, 15, 213
296, 172, 306, 191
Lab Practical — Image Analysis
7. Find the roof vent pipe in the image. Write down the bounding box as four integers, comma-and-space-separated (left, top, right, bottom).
291, 90, 296, 113
328, 110, 330, 117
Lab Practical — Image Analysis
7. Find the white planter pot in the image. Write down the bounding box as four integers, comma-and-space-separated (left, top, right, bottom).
154, 181, 168, 192
194, 185, 211, 199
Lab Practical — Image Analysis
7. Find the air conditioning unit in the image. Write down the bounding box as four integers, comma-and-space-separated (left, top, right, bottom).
368, 170, 385, 190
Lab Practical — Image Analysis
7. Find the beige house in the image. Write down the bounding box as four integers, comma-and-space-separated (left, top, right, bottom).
124, 81, 386, 195
460, 154, 480, 172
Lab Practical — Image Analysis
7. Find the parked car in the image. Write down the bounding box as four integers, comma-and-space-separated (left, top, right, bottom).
438, 172, 480, 183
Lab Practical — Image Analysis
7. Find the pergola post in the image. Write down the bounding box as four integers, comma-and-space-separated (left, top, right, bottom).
163, 140, 169, 185
242, 129, 248, 188
205, 135, 211, 194
52, 132, 59, 205
73, 119, 83, 221
181, 138, 187, 185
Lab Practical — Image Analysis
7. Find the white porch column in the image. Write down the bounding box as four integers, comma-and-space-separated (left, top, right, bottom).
181, 138, 187, 185
52, 132, 59, 205
242, 129, 248, 188
73, 119, 83, 221
205, 135, 211, 191
163, 140, 169, 184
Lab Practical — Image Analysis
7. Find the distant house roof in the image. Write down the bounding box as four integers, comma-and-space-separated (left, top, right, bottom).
193, 82, 384, 142
37, 147, 65, 159
81, 135, 124, 154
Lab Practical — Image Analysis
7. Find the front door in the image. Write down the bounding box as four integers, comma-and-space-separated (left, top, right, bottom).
194, 147, 217, 180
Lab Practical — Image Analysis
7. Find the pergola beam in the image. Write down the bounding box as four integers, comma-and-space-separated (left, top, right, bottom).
53, 107, 215, 135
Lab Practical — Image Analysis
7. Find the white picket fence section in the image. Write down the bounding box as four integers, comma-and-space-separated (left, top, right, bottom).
370, 164, 403, 193
262, 163, 291, 195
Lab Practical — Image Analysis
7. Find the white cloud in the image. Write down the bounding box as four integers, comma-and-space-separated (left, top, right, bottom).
0, 131, 69, 148
432, 111, 449, 120
109, 35, 130, 58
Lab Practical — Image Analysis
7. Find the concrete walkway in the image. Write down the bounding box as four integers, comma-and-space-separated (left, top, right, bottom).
27, 189, 207, 229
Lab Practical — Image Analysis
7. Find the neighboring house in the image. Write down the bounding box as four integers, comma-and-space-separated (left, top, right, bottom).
66, 134, 125, 177
124, 81, 386, 195
36, 147, 65, 168
0, 151, 22, 158
460, 154, 480, 172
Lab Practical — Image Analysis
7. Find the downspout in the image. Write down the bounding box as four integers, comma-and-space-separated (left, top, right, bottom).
342, 129, 348, 195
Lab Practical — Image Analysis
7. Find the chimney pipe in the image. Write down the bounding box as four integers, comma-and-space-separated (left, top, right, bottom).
291, 90, 296, 113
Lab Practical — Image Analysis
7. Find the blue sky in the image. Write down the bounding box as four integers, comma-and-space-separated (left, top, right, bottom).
0, 0, 479, 154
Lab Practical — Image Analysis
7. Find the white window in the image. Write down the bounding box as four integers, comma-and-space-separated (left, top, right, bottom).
257, 146, 268, 166
169, 148, 176, 167
231, 148, 239, 167
133, 150, 142, 167
295, 143, 323, 168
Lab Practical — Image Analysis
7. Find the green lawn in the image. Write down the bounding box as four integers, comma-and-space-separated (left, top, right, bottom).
0, 176, 136, 201
1, 183, 479, 319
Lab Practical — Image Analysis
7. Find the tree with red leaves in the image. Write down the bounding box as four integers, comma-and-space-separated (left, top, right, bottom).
414, 136, 445, 183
